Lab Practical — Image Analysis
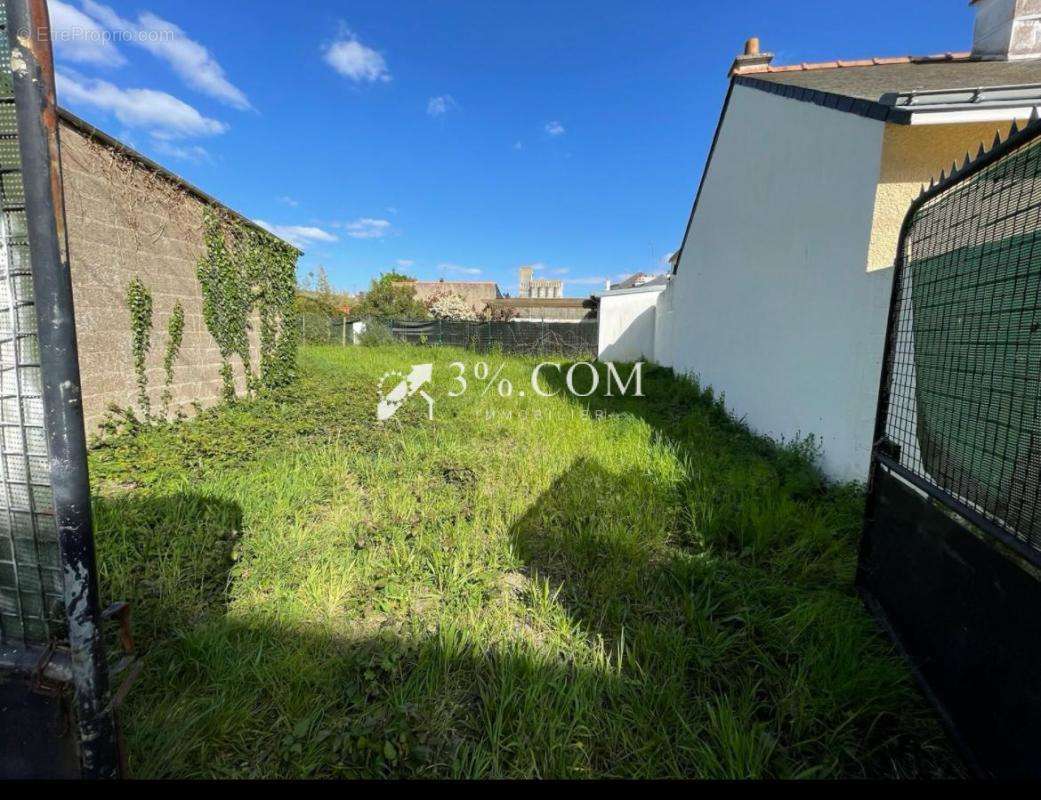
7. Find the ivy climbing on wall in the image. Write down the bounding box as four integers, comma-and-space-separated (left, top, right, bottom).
160, 301, 185, 417
125, 276, 154, 417
196, 207, 300, 401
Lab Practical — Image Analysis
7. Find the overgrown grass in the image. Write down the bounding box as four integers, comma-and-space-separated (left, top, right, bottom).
89, 344, 961, 778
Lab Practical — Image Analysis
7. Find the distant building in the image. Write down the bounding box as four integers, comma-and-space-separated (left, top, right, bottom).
607, 272, 670, 292
518, 266, 563, 299
399, 279, 503, 314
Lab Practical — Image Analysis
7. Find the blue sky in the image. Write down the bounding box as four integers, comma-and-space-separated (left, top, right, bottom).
48, 0, 974, 295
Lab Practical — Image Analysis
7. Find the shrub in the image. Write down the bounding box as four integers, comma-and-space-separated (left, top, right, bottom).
354, 272, 429, 320
482, 304, 519, 322
357, 319, 395, 347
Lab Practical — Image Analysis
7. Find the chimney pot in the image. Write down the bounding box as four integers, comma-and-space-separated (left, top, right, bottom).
730, 35, 774, 76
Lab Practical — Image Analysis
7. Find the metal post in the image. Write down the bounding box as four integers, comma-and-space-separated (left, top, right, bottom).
5, 0, 119, 778
341, 316, 346, 347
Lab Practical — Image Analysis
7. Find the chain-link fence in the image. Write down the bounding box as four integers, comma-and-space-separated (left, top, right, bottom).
299, 312, 351, 345
367, 318, 599, 357
859, 115, 1041, 779
879, 124, 1041, 559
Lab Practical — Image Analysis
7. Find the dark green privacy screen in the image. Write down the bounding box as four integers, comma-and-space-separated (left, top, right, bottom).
885, 136, 1041, 555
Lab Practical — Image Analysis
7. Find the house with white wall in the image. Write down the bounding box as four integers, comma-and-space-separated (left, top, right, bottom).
634, 0, 1041, 482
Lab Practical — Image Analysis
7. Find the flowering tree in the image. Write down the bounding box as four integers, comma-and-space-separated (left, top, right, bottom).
428, 292, 480, 321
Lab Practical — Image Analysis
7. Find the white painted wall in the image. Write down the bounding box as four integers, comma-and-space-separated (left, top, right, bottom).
658, 85, 893, 482
597, 286, 664, 362
653, 282, 675, 374
972, 0, 1041, 60
350, 320, 367, 344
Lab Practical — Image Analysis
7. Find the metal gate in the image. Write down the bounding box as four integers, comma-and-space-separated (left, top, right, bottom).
0, 0, 128, 778
859, 114, 1041, 778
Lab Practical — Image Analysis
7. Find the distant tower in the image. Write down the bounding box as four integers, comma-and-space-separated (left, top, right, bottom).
519, 266, 534, 297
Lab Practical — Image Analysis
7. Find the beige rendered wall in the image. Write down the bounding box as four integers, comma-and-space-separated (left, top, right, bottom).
58, 120, 259, 432
867, 120, 1017, 271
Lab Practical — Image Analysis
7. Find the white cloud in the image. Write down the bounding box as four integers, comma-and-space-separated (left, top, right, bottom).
80, 1, 252, 110
345, 218, 392, 239
254, 220, 338, 249
544, 120, 565, 137
150, 140, 211, 163
49, 0, 125, 66
396, 259, 415, 268
426, 95, 457, 117
323, 29, 390, 83
56, 71, 227, 138
278, 196, 300, 207
440, 263, 482, 276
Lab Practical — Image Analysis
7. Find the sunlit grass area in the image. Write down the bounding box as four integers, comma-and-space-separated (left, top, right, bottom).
89, 344, 960, 778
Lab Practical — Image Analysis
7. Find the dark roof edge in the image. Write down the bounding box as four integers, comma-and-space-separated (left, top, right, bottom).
56, 107, 302, 253
733, 75, 912, 124
672, 80, 735, 276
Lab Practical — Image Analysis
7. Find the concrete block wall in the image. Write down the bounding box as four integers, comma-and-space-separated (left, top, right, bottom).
57, 117, 262, 432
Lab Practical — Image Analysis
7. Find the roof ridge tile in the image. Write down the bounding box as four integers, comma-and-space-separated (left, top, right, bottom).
733, 51, 974, 76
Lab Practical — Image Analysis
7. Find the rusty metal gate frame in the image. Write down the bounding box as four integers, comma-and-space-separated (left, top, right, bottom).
0, 0, 125, 778
858, 112, 1041, 779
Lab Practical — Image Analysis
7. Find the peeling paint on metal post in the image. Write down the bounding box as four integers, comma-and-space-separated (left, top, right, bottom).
3, 0, 119, 778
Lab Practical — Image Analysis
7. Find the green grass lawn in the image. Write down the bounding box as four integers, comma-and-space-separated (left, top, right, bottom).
89, 344, 960, 778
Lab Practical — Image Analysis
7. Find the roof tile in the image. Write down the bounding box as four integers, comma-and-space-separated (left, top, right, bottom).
733, 51, 973, 76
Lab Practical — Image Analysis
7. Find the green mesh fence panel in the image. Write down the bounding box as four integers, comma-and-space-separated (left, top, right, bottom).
0, 4, 65, 646
884, 133, 1041, 555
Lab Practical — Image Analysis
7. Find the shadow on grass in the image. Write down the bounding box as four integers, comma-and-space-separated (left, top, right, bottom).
505, 457, 955, 780
92, 361, 960, 778
110, 463, 956, 779
92, 491, 243, 646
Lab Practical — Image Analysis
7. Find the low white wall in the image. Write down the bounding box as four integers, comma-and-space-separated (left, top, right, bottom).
660, 85, 892, 482
350, 320, 367, 344
654, 284, 675, 369
597, 286, 663, 362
